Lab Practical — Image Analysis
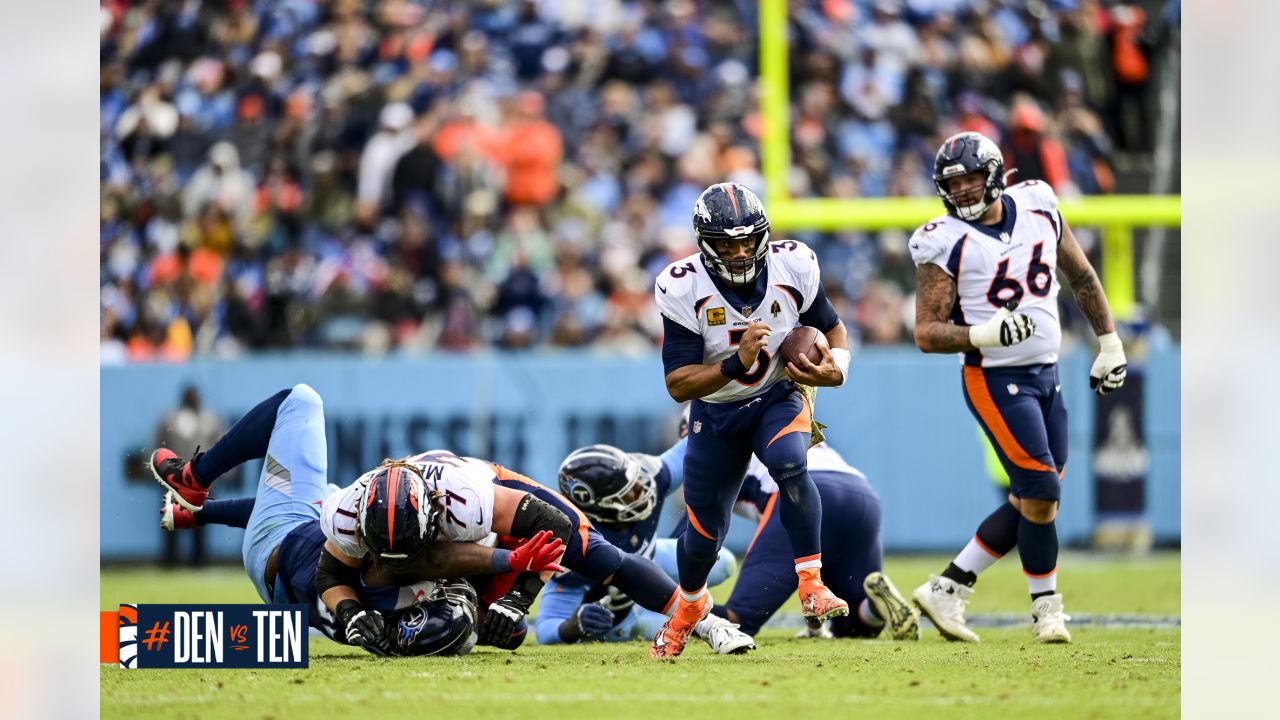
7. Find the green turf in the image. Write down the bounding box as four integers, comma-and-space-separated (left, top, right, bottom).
101, 552, 1179, 719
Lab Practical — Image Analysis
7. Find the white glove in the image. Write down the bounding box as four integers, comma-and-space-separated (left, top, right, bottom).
1089, 332, 1127, 395
969, 302, 1036, 348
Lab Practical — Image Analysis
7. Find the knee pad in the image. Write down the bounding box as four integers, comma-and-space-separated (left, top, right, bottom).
680, 527, 721, 562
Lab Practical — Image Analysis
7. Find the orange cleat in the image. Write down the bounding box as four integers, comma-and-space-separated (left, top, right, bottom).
649, 591, 712, 659
798, 569, 849, 622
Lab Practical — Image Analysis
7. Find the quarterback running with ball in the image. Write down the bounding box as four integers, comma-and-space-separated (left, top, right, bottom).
650, 182, 853, 659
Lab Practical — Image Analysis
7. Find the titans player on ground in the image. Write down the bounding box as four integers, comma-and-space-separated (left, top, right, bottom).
908, 131, 1128, 644
649, 182, 853, 659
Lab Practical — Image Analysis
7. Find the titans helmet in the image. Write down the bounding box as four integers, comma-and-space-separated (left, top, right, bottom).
558, 444, 657, 525
932, 131, 1007, 221
693, 182, 770, 285
389, 580, 478, 657
357, 460, 435, 561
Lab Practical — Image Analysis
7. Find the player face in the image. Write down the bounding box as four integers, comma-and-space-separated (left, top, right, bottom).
711, 233, 764, 285
941, 170, 986, 209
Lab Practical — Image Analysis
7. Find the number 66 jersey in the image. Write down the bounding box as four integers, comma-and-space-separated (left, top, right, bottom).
908, 180, 1064, 368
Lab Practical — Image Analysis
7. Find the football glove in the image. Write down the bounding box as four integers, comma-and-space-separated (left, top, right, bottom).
507, 530, 567, 574
574, 602, 616, 637
479, 588, 535, 646
969, 301, 1036, 348
1089, 332, 1127, 395
336, 600, 393, 656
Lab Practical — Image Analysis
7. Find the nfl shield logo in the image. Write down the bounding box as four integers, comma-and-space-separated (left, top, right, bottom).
692, 421, 702, 434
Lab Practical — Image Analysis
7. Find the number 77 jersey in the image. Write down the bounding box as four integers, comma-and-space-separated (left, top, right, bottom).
908, 180, 1064, 368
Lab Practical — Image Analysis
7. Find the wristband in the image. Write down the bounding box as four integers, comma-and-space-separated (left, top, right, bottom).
1097, 331, 1122, 353
490, 548, 513, 573
830, 347, 851, 386
720, 353, 750, 380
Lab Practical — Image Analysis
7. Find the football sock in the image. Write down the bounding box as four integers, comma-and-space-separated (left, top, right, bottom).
946, 501, 1021, 584
193, 388, 291, 486
193, 498, 256, 528
1018, 517, 1059, 598
776, 469, 823, 560
611, 554, 679, 614
857, 598, 884, 627
941, 562, 978, 587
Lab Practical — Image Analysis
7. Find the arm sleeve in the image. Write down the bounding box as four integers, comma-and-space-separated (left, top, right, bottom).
798, 282, 840, 333
533, 581, 587, 645
509, 494, 573, 543
661, 316, 705, 375
658, 438, 688, 494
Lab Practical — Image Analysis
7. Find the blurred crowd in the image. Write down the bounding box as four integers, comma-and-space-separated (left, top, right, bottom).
100, 0, 1180, 362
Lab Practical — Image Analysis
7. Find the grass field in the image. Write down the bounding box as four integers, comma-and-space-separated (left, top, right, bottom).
101, 552, 1180, 719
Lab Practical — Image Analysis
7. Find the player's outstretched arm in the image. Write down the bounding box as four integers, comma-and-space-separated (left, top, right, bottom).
316, 542, 393, 655
665, 320, 772, 402
914, 264, 975, 353
1057, 220, 1127, 395
1057, 221, 1116, 337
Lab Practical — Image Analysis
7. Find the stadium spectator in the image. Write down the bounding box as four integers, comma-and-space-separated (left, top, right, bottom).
99, 0, 1170, 360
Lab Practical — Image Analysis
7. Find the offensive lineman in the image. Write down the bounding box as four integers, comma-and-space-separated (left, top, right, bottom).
907, 131, 1128, 643
650, 182, 853, 658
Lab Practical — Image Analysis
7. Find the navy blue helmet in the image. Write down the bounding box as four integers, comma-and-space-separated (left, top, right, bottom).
692, 182, 770, 285
932, 131, 1007, 221
558, 444, 657, 525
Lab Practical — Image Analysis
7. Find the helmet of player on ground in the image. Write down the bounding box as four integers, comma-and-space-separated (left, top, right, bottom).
932, 131, 1007, 221
693, 182, 771, 286
558, 444, 657, 525
357, 460, 436, 561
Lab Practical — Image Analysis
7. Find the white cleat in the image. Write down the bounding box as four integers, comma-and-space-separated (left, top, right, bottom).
913, 574, 980, 643
1031, 594, 1072, 644
794, 618, 834, 639
695, 614, 756, 654
864, 572, 920, 641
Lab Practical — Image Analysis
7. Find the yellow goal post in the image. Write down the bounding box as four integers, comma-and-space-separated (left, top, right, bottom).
758, 0, 1181, 320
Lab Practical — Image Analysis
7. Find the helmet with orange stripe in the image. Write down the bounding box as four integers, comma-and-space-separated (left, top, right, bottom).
357, 460, 435, 562
693, 182, 770, 286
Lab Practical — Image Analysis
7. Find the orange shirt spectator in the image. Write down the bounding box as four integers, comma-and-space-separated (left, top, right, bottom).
501, 92, 563, 207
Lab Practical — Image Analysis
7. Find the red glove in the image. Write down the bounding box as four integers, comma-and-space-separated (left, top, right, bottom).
508, 530, 567, 573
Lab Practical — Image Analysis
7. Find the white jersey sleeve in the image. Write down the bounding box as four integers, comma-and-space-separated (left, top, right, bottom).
768, 240, 823, 313
319, 481, 368, 559
908, 216, 966, 275
654, 257, 702, 333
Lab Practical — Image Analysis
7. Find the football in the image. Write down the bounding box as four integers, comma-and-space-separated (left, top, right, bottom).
779, 326, 826, 368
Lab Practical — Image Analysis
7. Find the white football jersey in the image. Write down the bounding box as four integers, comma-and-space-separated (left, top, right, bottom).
656, 240, 824, 403
320, 450, 498, 559
908, 180, 1064, 368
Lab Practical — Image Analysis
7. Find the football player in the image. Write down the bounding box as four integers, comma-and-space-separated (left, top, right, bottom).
535, 445, 751, 653
652, 183, 852, 658
150, 384, 566, 655
908, 131, 1127, 643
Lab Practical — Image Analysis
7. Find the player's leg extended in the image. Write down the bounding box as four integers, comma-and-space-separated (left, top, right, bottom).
810, 473, 917, 640
715, 494, 798, 636
241, 384, 332, 602
150, 387, 292, 510
162, 496, 256, 531
753, 388, 848, 622
650, 537, 736, 589
652, 405, 751, 658
1025, 363, 1072, 643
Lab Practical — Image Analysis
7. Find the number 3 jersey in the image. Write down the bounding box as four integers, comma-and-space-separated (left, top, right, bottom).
656, 240, 824, 404
908, 180, 1065, 368
320, 451, 498, 559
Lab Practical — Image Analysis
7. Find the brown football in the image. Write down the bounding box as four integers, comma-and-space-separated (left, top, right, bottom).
779, 326, 826, 368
